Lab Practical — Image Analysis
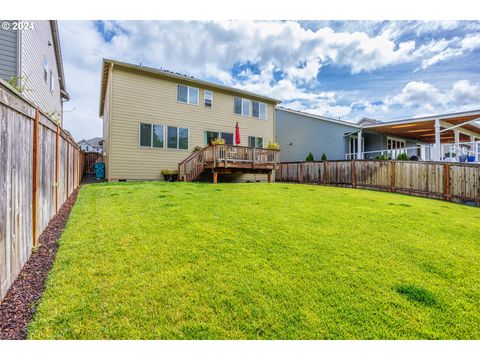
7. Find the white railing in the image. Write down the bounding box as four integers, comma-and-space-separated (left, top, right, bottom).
346, 141, 480, 162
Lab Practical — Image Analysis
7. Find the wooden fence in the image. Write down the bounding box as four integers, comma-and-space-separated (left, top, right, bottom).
276, 160, 480, 205
84, 152, 103, 174
0, 81, 84, 302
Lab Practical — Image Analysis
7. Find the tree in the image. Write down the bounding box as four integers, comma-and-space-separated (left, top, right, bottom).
305, 152, 314, 162
321, 153, 327, 161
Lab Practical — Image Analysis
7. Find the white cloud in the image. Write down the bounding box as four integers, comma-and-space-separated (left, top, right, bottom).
58, 20, 480, 140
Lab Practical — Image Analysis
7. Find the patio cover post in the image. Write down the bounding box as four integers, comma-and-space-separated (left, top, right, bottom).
472, 135, 479, 161
434, 119, 441, 161
454, 130, 460, 159
357, 130, 363, 160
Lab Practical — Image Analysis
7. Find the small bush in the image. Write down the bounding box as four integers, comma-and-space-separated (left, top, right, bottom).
396, 152, 409, 161
211, 138, 225, 145
161, 169, 178, 175
321, 153, 327, 161
192, 146, 202, 153
266, 141, 280, 151
374, 154, 391, 160
306, 152, 314, 162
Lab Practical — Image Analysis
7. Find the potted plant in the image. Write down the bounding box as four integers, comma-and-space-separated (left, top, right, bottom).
211, 138, 225, 145
192, 145, 202, 153
161, 169, 178, 182
266, 141, 280, 151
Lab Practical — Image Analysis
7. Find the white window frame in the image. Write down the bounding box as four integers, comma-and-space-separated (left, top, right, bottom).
43, 57, 48, 83
177, 84, 199, 106
204, 90, 213, 108
387, 136, 406, 150
259, 102, 267, 120
241, 98, 251, 117
234, 97, 267, 119
248, 136, 264, 148
49, 70, 54, 94
167, 125, 190, 150
139, 123, 166, 149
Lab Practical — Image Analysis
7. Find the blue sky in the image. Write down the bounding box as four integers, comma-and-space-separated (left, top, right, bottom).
58, 20, 480, 140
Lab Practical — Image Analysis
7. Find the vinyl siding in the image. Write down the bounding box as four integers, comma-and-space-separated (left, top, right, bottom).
276, 109, 357, 161
19, 21, 62, 119
0, 22, 18, 81
107, 66, 275, 181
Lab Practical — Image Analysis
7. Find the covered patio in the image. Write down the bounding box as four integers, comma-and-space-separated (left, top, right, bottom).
347, 110, 480, 162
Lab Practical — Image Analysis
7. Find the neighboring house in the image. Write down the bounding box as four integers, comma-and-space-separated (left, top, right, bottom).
78, 137, 103, 153
276, 107, 480, 162
276, 107, 359, 161
99, 59, 279, 181
0, 20, 69, 125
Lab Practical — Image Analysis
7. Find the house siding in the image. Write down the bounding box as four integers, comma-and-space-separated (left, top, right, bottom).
19, 21, 62, 120
106, 66, 276, 181
0, 22, 18, 81
276, 108, 358, 161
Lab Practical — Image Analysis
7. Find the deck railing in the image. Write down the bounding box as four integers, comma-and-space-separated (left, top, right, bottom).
178, 145, 280, 181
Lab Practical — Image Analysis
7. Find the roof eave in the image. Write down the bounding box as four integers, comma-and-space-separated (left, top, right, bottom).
50, 21, 68, 101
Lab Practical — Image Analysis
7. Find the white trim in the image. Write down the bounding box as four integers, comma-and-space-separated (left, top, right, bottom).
204, 90, 213, 108
387, 136, 406, 150
177, 84, 199, 106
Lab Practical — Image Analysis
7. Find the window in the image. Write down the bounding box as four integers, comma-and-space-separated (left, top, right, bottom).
167, 126, 189, 150
86, 146, 89, 151
387, 137, 406, 150
177, 84, 199, 105
204, 90, 213, 107
248, 136, 263, 148
205, 131, 219, 145
234, 97, 242, 115
242, 98, 250, 116
204, 131, 234, 145
43, 57, 48, 83
152, 125, 164, 148
50, 70, 54, 93
235, 97, 266, 119
259, 103, 267, 119
140, 123, 152, 147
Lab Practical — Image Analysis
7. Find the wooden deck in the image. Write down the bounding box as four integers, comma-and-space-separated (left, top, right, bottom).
178, 145, 279, 183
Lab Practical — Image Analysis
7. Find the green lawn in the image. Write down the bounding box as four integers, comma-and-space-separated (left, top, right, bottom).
28, 182, 480, 339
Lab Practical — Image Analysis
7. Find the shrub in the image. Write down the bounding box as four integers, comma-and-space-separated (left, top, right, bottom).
161, 169, 178, 175
266, 141, 280, 151
321, 153, 327, 161
396, 152, 409, 161
306, 152, 314, 162
375, 154, 391, 160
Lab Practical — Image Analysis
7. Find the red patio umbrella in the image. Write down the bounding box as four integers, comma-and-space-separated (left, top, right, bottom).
235, 122, 241, 145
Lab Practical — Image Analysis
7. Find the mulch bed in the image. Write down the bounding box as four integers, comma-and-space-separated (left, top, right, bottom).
0, 189, 79, 340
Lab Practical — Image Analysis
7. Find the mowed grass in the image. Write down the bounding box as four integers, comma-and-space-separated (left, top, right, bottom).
28, 182, 480, 339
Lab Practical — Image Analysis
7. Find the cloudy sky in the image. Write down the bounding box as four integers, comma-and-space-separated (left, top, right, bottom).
59, 20, 480, 141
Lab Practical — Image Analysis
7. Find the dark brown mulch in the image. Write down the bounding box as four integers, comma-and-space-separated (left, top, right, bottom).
0, 189, 79, 340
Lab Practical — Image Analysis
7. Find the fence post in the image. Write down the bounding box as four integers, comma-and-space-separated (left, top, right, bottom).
66, 143, 70, 195
323, 161, 327, 184
55, 125, 59, 212
351, 160, 356, 188
391, 160, 396, 192
32, 108, 40, 247
445, 163, 451, 201
299, 162, 304, 183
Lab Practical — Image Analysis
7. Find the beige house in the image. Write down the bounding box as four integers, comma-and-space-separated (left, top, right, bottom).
99, 59, 280, 181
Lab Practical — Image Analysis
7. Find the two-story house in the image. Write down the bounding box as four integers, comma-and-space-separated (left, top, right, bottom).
0, 20, 69, 125
99, 59, 280, 182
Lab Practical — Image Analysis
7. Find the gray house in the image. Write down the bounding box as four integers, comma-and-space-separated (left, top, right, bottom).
276, 107, 480, 162
78, 137, 103, 154
0, 20, 69, 125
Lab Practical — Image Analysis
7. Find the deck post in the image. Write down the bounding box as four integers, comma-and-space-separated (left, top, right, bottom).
357, 130, 363, 160
213, 171, 218, 184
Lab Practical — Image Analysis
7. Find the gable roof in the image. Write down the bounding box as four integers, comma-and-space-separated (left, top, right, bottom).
276, 106, 359, 128
50, 21, 69, 101
78, 137, 102, 147
99, 59, 281, 117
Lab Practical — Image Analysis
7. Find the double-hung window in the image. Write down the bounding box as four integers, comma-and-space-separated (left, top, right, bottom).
177, 85, 199, 105
248, 136, 263, 148
204, 90, 213, 107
